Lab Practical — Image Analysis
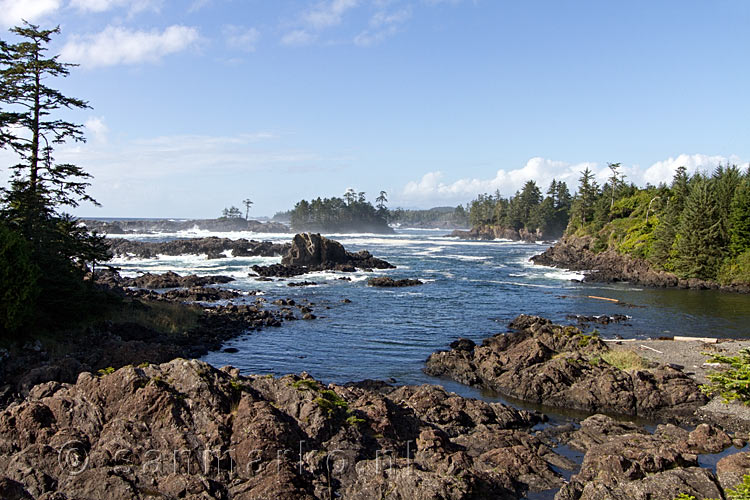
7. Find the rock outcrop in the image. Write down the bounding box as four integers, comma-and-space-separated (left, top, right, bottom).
531, 235, 750, 293
0, 360, 576, 500
367, 277, 423, 287
108, 237, 291, 259
424, 315, 707, 420
252, 233, 395, 278
553, 414, 735, 500
84, 218, 290, 235
117, 271, 236, 289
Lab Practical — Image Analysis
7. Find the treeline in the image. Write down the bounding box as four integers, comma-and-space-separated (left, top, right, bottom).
468, 180, 572, 238
289, 189, 392, 233
569, 163, 750, 284
388, 206, 469, 228
0, 24, 111, 337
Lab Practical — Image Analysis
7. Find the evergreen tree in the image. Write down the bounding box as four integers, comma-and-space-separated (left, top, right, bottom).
571, 167, 599, 226
713, 164, 742, 245
649, 166, 690, 268
0, 222, 39, 335
674, 175, 724, 280
0, 23, 111, 329
729, 178, 750, 257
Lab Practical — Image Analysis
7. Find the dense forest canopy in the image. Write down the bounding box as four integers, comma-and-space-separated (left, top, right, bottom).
565, 164, 750, 284
289, 189, 392, 233
467, 180, 572, 238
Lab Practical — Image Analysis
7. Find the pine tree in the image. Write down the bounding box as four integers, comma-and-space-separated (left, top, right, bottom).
674, 175, 724, 280
713, 164, 742, 245
0, 22, 110, 328
649, 166, 689, 268
572, 167, 598, 226
729, 179, 750, 257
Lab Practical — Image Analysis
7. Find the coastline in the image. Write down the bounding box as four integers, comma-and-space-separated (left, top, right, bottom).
532, 235, 750, 294
2, 233, 749, 499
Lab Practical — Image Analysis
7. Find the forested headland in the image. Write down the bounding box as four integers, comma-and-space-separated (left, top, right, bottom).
564, 164, 750, 285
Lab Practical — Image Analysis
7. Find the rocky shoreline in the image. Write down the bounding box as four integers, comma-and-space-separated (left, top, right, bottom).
532, 235, 750, 293
83, 217, 290, 234
2, 232, 750, 499
0, 271, 320, 411
1, 314, 749, 499
108, 237, 290, 260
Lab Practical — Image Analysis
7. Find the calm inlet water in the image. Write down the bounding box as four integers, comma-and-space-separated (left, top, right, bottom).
109, 228, 750, 387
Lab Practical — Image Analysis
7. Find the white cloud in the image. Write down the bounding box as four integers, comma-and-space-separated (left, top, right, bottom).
402, 157, 597, 204
354, 6, 410, 46
60, 25, 200, 68
85, 116, 108, 144
69, 0, 161, 14
281, 29, 316, 46
281, 0, 358, 46
304, 0, 359, 29
642, 154, 748, 186
400, 153, 750, 206
0, 0, 61, 27
224, 25, 260, 52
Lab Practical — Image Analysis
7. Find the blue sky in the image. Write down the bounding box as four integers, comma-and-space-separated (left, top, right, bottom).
1, 0, 749, 218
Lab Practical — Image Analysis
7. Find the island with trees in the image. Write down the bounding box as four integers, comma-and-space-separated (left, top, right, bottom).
289, 188, 393, 233
453, 179, 573, 241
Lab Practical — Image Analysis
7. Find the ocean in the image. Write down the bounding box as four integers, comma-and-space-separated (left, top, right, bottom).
108, 228, 750, 390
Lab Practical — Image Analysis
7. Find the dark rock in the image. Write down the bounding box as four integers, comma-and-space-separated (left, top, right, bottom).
223, 347, 239, 353
160, 286, 241, 302
287, 281, 317, 287
119, 271, 235, 289
0, 360, 572, 500
716, 451, 750, 492
108, 236, 290, 259
566, 314, 630, 325
449, 338, 476, 352
253, 233, 395, 278
0, 477, 34, 500
367, 277, 423, 287
687, 423, 733, 453
85, 218, 290, 235
425, 314, 707, 420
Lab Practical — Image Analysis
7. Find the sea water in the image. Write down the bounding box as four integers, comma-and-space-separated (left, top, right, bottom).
107, 228, 750, 386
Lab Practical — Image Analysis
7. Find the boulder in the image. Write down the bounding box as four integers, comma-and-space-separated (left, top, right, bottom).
367, 277, 423, 287
253, 233, 395, 277
425, 315, 707, 420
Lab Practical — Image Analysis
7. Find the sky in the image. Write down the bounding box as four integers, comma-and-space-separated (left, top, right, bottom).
0, 0, 749, 218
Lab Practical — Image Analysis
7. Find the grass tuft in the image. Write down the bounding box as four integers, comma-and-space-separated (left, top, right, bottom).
601, 350, 649, 372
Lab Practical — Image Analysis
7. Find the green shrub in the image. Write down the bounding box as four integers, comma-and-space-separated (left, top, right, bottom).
701, 348, 750, 404
718, 250, 750, 285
